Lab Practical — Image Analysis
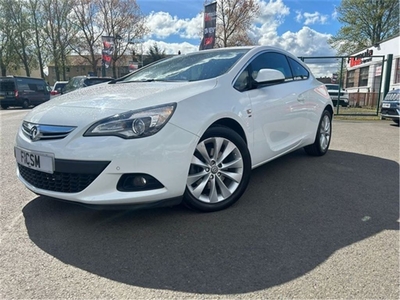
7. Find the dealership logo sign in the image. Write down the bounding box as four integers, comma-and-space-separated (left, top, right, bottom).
348, 49, 374, 67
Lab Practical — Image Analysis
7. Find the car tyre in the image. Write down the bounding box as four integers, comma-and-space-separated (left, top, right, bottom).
1, 104, 8, 109
184, 126, 251, 212
304, 109, 332, 156
22, 100, 29, 109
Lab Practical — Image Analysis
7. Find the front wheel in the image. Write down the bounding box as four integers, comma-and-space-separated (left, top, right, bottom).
1, 104, 8, 109
304, 109, 332, 156
22, 100, 29, 109
183, 127, 251, 212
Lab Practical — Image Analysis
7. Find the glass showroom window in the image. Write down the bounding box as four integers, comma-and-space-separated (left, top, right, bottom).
358, 66, 369, 87
395, 58, 400, 83
346, 70, 355, 88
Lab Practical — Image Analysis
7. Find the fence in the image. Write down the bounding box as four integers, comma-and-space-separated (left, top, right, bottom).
299, 55, 387, 116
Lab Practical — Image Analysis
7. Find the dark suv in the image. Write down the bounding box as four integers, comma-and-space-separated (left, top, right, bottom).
380, 89, 400, 125
62, 76, 113, 94
0, 76, 50, 109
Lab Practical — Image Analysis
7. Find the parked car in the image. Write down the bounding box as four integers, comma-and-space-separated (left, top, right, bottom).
325, 84, 349, 107
0, 76, 50, 109
50, 81, 68, 99
15, 46, 334, 212
61, 76, 113, 94
380, 89, 400, 125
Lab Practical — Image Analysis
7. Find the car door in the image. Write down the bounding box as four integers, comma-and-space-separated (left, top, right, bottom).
238, 52, 308, 164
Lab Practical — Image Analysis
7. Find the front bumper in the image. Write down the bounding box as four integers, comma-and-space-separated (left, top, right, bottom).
381, 108, 400, 120
16, 122, 199, 205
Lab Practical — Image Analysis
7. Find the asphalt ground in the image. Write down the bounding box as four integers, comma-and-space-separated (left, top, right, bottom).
0, 108, 399, 299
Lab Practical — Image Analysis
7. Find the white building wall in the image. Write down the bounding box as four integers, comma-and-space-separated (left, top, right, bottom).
346, 35, 400, 93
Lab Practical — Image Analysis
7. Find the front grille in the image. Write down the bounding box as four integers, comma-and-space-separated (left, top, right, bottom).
18, 159, 110, 193
382, 109, 398, 116
22, 121, 76, 141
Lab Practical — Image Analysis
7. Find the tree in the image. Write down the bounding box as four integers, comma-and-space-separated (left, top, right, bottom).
215, 0, 260, 47
143, 43, 166, 66
3, 0, 35, 76
69, 0, 104, 76
28, 0, 48, 79
329, 0, 399, 55
42, 0, 76, 81
0, 0, 16, 76
98, 0, 147, 78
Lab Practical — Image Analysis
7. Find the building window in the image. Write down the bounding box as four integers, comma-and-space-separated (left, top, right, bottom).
358, 66, 369, 86
346, 70, 355, 88
395, 58, 400, 83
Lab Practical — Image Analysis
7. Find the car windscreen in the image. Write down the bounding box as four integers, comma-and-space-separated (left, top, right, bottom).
123, 49, 249, 82
54, 83, 67, 90
84, 78, 112, 86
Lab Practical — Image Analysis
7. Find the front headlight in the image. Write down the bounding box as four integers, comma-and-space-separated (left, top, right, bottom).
84, 103, 176, 139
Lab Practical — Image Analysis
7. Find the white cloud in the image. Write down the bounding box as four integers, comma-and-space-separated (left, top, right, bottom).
303, 12, 328, 25
331, 7, 338, 20
258, 26, 335, 57
145, 11, 202, 40
135, 39, 198, 55
256, 0, 290, 24
295, 11, 329, 25
295, 10, 303, 23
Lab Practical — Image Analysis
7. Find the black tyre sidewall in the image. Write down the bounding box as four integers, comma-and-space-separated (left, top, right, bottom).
22, 100, 29, 109
183, 126, 251, 212
305, 109, 332, 156
316, 110, 332, 155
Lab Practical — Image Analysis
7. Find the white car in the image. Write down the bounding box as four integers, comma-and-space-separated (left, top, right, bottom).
50, 81, 68, 99
325, 84, 349, 107
15, 46, 333, 212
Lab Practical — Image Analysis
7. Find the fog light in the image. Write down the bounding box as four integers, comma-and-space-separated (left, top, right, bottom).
117, 173, 164, 192
133, 176, 147, 187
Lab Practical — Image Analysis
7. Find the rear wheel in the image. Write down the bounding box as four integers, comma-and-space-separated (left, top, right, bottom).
304, 109, 332, 156
184, 127, 251, 212
1, 105, 8, 109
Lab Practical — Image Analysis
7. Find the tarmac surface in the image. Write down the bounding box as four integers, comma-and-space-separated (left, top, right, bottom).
1, 108, 399, 299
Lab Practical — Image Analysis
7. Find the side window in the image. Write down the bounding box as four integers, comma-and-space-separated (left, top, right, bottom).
288, 57, 309, 80
28, 84, 38, 91
234, 69, 250, 92
16, 79, 29, 91
249, 52, 293, 81
36, 83, 45, 92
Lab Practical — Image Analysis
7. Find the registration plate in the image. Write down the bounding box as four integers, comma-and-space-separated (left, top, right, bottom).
382, 103, 391, 108
15, 147, 54, 174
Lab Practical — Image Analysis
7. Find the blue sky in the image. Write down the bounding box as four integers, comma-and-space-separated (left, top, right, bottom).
136, 0, 342, 56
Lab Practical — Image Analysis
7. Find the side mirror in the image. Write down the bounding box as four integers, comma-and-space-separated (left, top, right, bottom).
254, 69, 285, 84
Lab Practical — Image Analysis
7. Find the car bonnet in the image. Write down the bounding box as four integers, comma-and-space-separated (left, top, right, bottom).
23, 80, 216, 127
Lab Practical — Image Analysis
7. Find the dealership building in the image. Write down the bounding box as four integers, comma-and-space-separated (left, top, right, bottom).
344, 34, 399, 94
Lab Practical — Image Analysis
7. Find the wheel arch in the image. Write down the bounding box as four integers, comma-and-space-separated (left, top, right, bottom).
208, 118, 248, 145
325, 104, 333, 117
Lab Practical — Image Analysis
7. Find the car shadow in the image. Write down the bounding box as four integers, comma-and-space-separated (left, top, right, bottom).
22, 149, 399, 294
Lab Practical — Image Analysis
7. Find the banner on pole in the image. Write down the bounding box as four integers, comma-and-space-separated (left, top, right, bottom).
102, 36, 115, 68
199, 2, 217, 50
